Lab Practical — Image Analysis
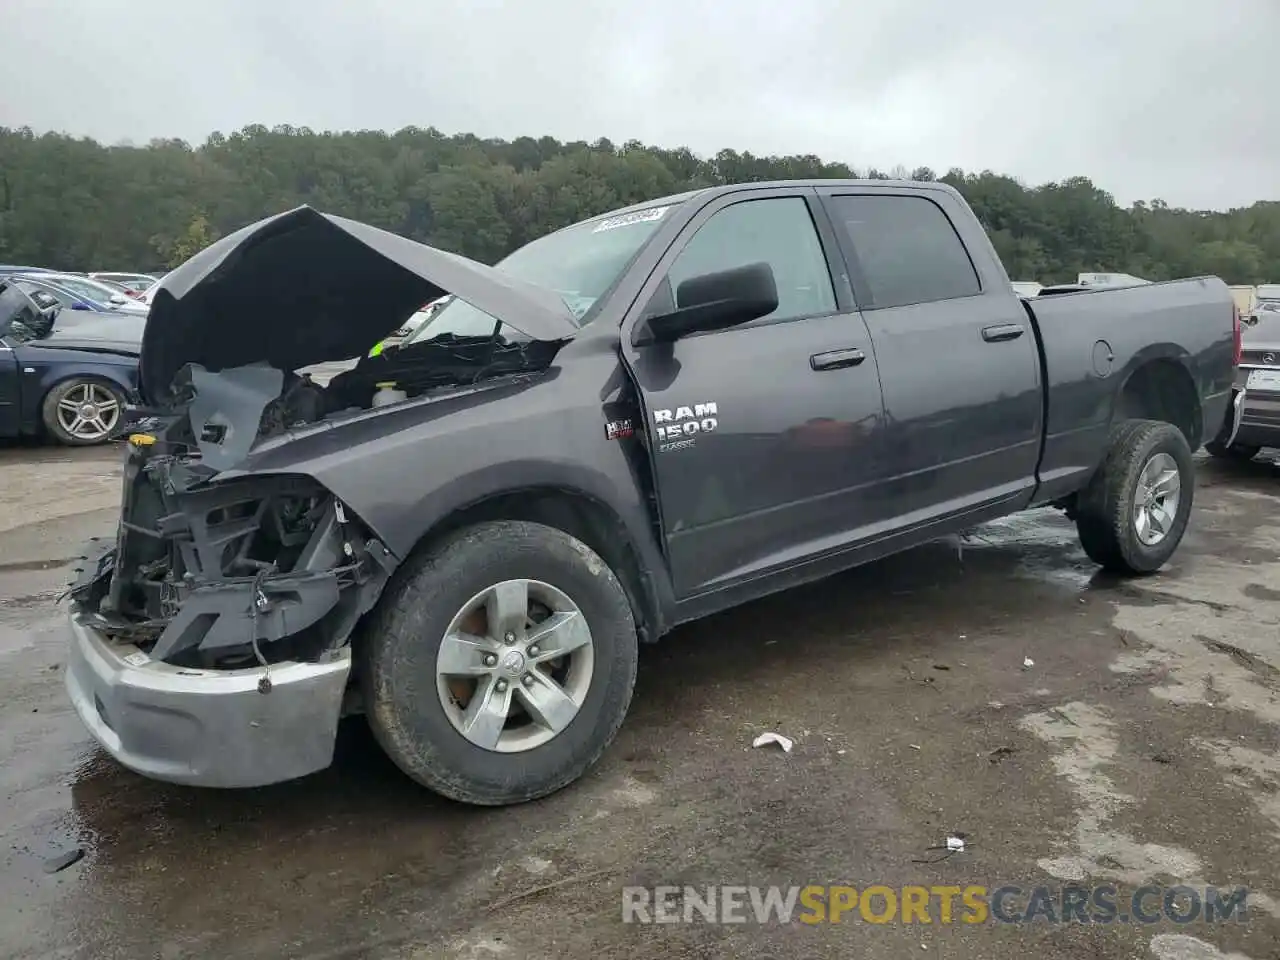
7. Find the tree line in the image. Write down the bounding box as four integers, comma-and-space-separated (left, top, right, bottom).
1, 124, 1277, 285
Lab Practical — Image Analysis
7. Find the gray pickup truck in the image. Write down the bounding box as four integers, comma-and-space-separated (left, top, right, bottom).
64, 180, 1239, 806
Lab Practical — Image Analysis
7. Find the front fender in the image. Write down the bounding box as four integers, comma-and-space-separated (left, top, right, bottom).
13, 347, 140, 431
218, 365, 675, 622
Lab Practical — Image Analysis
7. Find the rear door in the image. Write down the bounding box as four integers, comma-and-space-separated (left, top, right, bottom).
817, 187, 1043, 522
620, 188, 889, 598
0, 285, 29, 435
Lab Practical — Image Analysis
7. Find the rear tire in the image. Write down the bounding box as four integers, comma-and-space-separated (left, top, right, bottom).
361, 520, 638, 806
1204, 440, 1260, 461
1076, 419, 1194, 575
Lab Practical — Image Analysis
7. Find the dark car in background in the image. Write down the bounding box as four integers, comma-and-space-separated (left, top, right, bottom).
1209, 301, 1280, 460
0, 265, 54, 276
0, 281, 141, 445
13, 275, 121, 316
25, 273, 148, 314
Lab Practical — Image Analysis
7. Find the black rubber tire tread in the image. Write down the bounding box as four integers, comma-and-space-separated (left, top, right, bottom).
1075, 418, 1195, 576
360, 520, 638, 806
1204, 440, 1261, 461
40, 378, 126, 447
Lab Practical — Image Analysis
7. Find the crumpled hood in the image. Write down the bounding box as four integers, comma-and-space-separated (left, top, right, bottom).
140, 205, 579, 404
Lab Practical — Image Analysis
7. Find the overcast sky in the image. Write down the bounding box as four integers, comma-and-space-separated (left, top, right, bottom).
4, 0, 1276, 210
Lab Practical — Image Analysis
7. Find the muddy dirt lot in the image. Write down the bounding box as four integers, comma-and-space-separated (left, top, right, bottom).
1, 443, 1278, 960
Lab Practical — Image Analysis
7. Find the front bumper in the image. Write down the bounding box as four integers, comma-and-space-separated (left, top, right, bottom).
65, 608, 351, 788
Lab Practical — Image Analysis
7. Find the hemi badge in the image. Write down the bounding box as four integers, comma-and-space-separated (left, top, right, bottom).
605, 419, 634, 440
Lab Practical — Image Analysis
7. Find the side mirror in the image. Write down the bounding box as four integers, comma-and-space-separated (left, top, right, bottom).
638, 262, 779, 345
109, 294, 128, 305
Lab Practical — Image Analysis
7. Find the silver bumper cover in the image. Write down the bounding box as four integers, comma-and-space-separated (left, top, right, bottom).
1224, 386, 1248, 447
65, 609, 351, 788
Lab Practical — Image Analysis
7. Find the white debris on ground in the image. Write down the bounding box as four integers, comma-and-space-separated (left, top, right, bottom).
1149, 933, 1259, 960
752, 732, 794, 753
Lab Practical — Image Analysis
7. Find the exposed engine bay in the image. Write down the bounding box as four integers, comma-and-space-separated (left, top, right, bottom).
182, 329, 564, 467
66, 329, 564, 671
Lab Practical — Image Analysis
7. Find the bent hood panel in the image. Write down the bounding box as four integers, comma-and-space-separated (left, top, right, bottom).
140, 206, 579, 403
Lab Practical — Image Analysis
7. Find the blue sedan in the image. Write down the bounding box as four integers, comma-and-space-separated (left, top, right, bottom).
0, 282, 141, 446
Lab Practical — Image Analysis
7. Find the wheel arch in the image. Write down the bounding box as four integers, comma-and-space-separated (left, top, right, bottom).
1114, 356, 1202, 451
400, 484, 667, 644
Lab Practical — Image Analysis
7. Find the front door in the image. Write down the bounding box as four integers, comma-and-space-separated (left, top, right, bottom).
0, 340, 22, 437
620, 189, 889, 599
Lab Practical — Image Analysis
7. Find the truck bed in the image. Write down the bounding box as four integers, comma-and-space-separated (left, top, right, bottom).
1024, 277, 1236, 504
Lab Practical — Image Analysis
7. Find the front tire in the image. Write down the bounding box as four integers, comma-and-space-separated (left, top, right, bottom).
361, 520, 639, 806
1075, 419, 1195, 575
41, 378, 126, 446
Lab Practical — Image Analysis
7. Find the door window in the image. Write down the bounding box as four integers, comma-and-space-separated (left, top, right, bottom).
649, 197, 836, 325
828, 195, 981, 309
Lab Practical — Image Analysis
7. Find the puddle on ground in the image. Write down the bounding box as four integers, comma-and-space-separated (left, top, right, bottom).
956, 508, 1097, 591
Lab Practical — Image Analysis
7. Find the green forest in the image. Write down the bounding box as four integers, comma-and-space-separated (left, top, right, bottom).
1, 124, 1277, 285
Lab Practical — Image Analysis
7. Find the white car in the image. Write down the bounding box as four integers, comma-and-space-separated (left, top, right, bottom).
37, 273, 149, 314
89, 272, 159, 296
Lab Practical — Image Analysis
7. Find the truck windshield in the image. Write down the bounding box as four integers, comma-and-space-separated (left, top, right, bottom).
404, 204, 672, 345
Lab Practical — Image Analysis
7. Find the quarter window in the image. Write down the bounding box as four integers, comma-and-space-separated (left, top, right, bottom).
829, 195, 981, 309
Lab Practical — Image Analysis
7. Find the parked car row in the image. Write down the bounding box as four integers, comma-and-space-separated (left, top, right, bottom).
88, 272, 160, 296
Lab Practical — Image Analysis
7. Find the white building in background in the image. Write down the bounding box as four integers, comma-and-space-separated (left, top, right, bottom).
1077, 272, 1151, 287
1229, 285, 1257, 317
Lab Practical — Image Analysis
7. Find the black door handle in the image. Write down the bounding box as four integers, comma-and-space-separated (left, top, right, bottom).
982, 323, 1025, 343
810, 348, 866, 371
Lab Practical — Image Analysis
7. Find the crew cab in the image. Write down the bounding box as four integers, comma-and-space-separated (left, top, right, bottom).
64, 181, 1237, 806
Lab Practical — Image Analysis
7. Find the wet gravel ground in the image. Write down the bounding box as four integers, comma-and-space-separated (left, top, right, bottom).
1, 441, 1278, 960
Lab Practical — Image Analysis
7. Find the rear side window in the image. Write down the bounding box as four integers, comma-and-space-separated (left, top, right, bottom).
828, 195, 981, 309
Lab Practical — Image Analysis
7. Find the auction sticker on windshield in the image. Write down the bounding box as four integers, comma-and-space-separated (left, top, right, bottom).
593, 206, 669, 233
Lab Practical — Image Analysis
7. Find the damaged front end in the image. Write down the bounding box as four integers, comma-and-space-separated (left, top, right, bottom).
69, 427, 393, 672
62, 402, 395, 787
63, 204, 579, 787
